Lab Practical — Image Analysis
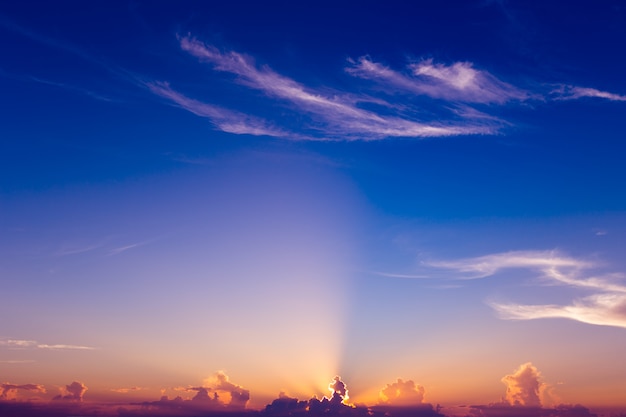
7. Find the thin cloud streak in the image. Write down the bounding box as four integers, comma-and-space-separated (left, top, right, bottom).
347, 56, 530, 104
37, 344, 96, 350
426, 250, 626, 328
1, 339, 96, 350
551, 84, 626, 101
147, 81, 293, 138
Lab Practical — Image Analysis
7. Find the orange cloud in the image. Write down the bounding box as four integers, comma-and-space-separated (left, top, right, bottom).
379, 379, 425, 406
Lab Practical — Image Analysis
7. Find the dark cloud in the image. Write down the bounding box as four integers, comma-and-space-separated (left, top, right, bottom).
379, 379, 425, 406
328, 376, 348, 403
467, 403, 598, 417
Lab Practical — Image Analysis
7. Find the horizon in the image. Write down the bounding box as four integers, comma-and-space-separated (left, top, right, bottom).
2, 1, 626, 417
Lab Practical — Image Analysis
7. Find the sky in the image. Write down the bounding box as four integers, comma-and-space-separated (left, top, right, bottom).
1, 1, 626, 416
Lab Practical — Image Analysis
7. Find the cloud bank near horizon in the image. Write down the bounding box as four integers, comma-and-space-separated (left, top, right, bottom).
0, 368, 599, 417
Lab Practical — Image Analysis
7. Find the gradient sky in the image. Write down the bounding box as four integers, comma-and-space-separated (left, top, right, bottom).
1, 0, 626, 415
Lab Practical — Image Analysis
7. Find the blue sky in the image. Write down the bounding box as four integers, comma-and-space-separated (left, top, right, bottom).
1, 1, 626, 414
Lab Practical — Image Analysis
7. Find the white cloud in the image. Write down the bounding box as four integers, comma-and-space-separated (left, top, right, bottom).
551, 85, 626, 101
0, 339, 96, 351
37, 344, 96, 350
426, 250, 626, 328
492, 293, 626, 329
425, 250, 591, 279
347, 56, 530, 104
147, 81, 292, 138
145, 35, 626, 141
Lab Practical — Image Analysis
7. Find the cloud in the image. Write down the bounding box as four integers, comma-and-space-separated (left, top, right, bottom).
110, 387, 143, 394
425, 250, 590, 280
328, 376, 348, 403
0, 383, 46, 400
264, 377, 358, 417
379, 379, 425, 406
550, 85, 626, 101
0, 339, 37, 348
347, 57, 530, 104
37, 344, 95, 350
205, 371, 250, 408
147, 81, 293, 138
53, 381, 88, 402
501, 363, 544, 407
0, 338, 96, 351
491, 293, 626, 329
426, 250, 626, 329
165, 36, 497, 140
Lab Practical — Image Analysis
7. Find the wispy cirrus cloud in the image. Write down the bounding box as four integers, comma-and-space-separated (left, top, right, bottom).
147, 81, 293, 138
37, 344, 95, 350
550, 84, 626, 101
149, 36, 497, 141
0, 339, 96, 350
346, 56, 531, 104
491, 293, 626, 329
426, 250, 626, 329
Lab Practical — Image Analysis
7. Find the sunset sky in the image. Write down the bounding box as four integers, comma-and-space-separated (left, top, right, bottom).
1, 1, 626, 416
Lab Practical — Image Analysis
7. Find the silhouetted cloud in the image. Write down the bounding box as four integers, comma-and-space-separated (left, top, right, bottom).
328, 376, 348, 402
467, 403, 598, 417
379, 379, 425, 406
134, 372, 249, 415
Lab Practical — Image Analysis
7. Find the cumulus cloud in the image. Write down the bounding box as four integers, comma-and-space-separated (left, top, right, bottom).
501, 363, 544, 407
347, 57, 530, 104
53, 381, 88, 402
264, 377, 358, 417
426, 250, 626, 329
206, 371, 250, 408
0, 383, 46, 400
328, 376, 348, 403
379, 379, 425, 406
